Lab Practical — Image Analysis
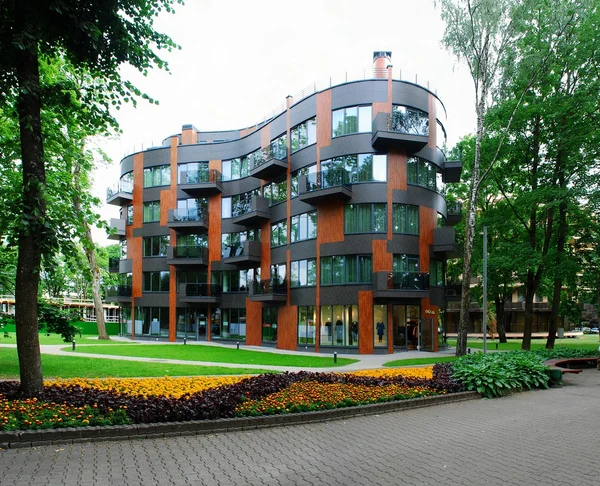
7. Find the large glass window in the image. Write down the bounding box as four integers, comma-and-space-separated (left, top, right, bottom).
322, 154, 386, 183
391, 105, 429, 135
137, 307, 169, 337
262, 307, 278, 343
263, 178, 287, 206
320, 255, 372, 285
271, 221, 287, 247
143, 165, 170, 188
332, 105, 372, 137
142, 235, 170, 257
407, 157, 445, 194
298, 306, 316, 345
126, 205, 133, 225
291, 118, 317, 153
221, 309, 247, 340
221, 229, 260, 258
320, 304, 358, 347
430, 260, 444, 287
291, 211, 317, 242
290, 259, 317, 287
374, 304, 388, 347
215, 268, 260, 292
143, 271, 169, 292
392, 204, 419, 235
344, 204, 386, 233
178, 162, 209, 184
143, 201, 160, 223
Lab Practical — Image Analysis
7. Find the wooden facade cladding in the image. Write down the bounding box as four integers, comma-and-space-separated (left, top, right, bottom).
316, 203, 344, 245
387, 150, 407, 240
245, 298, 262, 346
372, 65, 393, 117
419, 206, 437, 272
181, 127, 197, 145
131, 152, 144, 299
421, 297, 439, 352
278, 304, 298, 351
372, 239, 392, 273
208, 194, 222, 263
315, 90, 332, 170
358, 291, 374, 354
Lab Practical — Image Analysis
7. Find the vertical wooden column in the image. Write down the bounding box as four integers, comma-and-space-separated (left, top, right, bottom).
164, 136, 179, 342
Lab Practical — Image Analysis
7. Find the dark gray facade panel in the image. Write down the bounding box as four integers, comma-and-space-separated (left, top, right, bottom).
393, 186, 446, 215
143, 186, 167, 202
267, 114, 287, 140
290, 287, 316, 306
348, 182, 388, 204
413, 145, 445, 168
220, 293, 248, 308
288, 239, 317, 262
289, 144, 317, 171
330, 80, 388, 110
220, 219, 257, 234
320, 285, 371, 305
133, 223, 170, 238
387, 235, 420, 255
270, 246, 287, 265
120, 156, 135, 177
195, 129, 241, 142
220, 177, 261, 197
177, 131, 263, 162
142, 147, 170, 167
289, 95, 317, 127
391, 81, 430, 113
290, 197, 317, 216
270, 202, 287, 222
136, 293, 170, 307
140, 257, 169, 272
320, 233, 386, 257
119, 259, 133, 274
321, 133, 375, 160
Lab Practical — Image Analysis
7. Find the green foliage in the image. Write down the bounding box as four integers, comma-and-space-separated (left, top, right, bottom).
451, 352, 550, 398
37, 300, 80, 343
530, 348, 599, 360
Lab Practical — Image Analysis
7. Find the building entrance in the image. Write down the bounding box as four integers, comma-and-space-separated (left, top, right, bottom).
392, 304, 420, 349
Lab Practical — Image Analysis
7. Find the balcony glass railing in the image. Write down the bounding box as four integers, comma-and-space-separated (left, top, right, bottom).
106, 285, 132, 297
173, 246, 209, 259
108, 257, 120, 271
389, 108, 429, 136
181, 169, 222, 185
106, 181, 133, 199
387, 272, 430, 290
447, 201, 462, 215
251, 145, 288, 170
252, 278, 287, 295
305, 169, 351, 192
172, 207, 208, 223
184, 283, 222, 297
232, 197, 253, 218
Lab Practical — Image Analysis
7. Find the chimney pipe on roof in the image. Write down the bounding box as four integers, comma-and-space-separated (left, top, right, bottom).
373, 51, 392, 79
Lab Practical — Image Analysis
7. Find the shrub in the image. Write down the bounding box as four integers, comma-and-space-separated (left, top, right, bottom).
451, 352, 550, 398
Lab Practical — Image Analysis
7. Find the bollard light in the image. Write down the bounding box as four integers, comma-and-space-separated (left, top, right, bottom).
183, 337, 187, 345
72, 340, 76, 351
237, 341, 240, 350
334, 352, 338, 363
496, 342, 499, 350
468, 347, 471, 354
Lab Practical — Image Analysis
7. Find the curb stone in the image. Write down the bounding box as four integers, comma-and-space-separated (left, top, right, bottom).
0, 391, 478, 449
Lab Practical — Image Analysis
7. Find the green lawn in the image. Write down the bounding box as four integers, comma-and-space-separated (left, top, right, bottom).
67, 344, 358, 367
0, 347, 275, 379
384, 356, 459, 367
447, 334, 600, 351
0, 332, 133, 346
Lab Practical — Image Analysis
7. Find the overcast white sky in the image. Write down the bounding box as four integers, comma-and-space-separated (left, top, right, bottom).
91, 0, 475, 244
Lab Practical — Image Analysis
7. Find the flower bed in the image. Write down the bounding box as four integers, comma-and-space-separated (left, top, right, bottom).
0, 365, 463, 431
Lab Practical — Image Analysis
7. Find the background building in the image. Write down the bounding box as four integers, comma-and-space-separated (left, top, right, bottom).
106, 52, 462, 354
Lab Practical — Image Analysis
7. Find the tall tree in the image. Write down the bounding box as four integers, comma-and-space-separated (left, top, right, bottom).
0, 1, 181, 394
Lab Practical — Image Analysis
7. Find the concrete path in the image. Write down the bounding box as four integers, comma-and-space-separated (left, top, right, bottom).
1, 339, 458, 373
1, 369, 598, 485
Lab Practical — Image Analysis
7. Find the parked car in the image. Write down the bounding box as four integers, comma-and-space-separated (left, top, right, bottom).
582, 327, 592, 334
590, 327, 599, 334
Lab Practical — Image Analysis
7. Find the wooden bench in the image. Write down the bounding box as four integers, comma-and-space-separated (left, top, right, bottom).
544, 357, 598, 385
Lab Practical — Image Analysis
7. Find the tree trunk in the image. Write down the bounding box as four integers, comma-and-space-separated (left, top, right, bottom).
86, 230, 110, 340
15, 44, 45, 395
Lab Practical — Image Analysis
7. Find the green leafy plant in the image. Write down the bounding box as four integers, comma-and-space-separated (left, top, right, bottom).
451, 352, 550, 398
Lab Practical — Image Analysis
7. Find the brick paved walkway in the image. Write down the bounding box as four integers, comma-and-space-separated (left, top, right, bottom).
1, 370, 599, 486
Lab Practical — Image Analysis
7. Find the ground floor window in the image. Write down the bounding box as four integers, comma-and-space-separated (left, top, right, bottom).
392, 304, 420, 349
320, 305, 358, 347
374, 305, 388, 347
221, 308, 246, 340
262, 307, 278, 343
120, 305, 132, 336
176, 308, 214, 339
135, 307, 169, 337
297, 306, 316, 345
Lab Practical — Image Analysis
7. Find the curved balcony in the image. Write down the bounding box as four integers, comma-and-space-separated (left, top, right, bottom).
106, 181, 133, 206
166, 245, 209, 266
372, 271, 430, 300
179, 283, 222, 304
250, 146, 288, 180
231, 195, 270, 227
446, 201, 463, 226
180, 169, 223, 196
298, 169, 352, 205
371, 112, 429, 151
167, 208, 209, 233
249, 278, 287, 303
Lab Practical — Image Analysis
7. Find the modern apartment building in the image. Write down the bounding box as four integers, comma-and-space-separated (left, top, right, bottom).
106, 52, 462, 354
